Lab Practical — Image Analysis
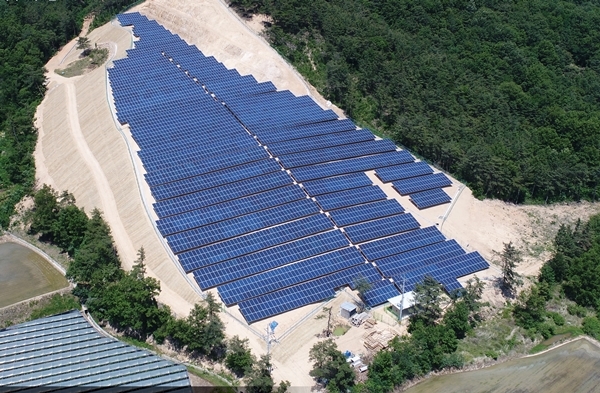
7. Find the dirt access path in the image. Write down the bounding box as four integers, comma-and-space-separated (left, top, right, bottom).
34, 19, 202, 317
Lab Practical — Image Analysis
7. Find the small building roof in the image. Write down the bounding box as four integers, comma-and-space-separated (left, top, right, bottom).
341, 302, 357, 312
0, 310, 191, 388
387, 291, 416, 310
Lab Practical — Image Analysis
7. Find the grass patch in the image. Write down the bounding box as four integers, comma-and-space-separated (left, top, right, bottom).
28, 293, 79, 320
333, 325, 350, 336
529, 342, 549, 354
116, 335, 158, 352
186, 366, 236, 392
55, 48, 108, 77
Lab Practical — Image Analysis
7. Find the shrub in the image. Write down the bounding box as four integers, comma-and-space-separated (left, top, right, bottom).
537, 323, 555, 340
582, 317, 600, 340
567, 304, 587, 318
547, 312, 565, 326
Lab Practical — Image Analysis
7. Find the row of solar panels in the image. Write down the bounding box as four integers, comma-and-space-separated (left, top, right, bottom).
111, 12, 489, 323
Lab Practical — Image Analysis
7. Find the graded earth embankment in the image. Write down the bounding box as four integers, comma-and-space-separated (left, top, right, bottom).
35, 21, 201, 316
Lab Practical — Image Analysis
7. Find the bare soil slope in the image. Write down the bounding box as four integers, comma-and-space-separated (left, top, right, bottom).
35, 21, 201, 316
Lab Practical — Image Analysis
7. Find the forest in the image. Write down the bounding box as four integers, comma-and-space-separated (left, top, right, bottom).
230, 0, 600, 203
0, 0, 140, 229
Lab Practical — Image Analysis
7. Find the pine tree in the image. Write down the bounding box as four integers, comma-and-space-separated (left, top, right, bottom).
500, 241, 522, 295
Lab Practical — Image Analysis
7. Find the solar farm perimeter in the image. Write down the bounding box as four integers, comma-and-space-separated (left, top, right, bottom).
109, 13, 489, 324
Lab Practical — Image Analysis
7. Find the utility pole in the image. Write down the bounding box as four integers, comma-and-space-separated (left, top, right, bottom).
326, 307, 332, 337
398, 276, 406, 324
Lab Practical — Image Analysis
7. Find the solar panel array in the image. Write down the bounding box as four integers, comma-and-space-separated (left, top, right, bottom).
110, 13, 489, 323
0, 311, 190, 390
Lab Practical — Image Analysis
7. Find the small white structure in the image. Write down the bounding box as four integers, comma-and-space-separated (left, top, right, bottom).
350, 312, 369, 326
340, 302, 357, 319
388, 291, 416, 320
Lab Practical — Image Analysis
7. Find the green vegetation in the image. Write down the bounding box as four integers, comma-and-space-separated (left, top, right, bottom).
186, 366, 236, 391
346, 277, 484, 393
55, 48, 109, 78
0, 0, 142, 229
244, 355, 290, 393
309, 339, 355, 393
231, 0, 600, 203
225, 336, 254, 377
332, 325, 350, 336
28, 293, 79, 320
499, 242, 523, 296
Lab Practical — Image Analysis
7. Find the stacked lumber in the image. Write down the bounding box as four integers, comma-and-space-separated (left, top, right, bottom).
363, 329, 395, 351
363, 318, 377, 329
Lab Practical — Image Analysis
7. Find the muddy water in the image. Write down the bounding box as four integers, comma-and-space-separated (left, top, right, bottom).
0, 242, 68, 308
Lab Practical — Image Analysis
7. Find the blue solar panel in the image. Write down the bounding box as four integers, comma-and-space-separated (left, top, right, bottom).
266, 129, 374, 156
393, 173, 452, 195
218, 247, 365, 305
291, 151, 415, 182
375, 161, 433, 182
111, 12, 480, 324
193, 230, 349, 288
329, 199, 405, 227
410, 188, 452, 209
143, 142, 265, 184
154, 171, 292, 218
278, 140, 397, 168
315, 186, 387, 211
362, 280, 402, 307
178, 214, 334, 271
396, 252, 488, 292
376, 240, 465, 277
166, 198, 319, 253
238, 263, 381, 323
344, 214, 420, 244
151, 159, 280, 201
359, 226, 446, 261
256, 119, 357, 143
156, 185, 306, 236
301, 173, 372, 196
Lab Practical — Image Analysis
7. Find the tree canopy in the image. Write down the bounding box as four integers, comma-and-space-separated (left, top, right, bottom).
232, 0, 600, 203
0, 0, 143, 228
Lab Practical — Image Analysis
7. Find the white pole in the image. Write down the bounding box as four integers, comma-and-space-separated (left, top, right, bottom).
398, 276, 406, 323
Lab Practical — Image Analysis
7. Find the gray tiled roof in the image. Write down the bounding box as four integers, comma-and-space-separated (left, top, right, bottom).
0, 310, 191, 391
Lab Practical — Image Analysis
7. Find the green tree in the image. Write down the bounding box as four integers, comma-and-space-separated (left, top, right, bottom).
183, 293, 225, 356
29, 185, 59, 238
76, 36, 91, 51
67, 209, 122, 301
89, 247, 170, 339
409, 276, 443, 329
276, 380, 291, 393
442, 301, 470, 339
245, 355, 275, 393
513, 285, 547, 331
51, 204, 88, 256
500, 242, 522, 295
353, 275, 372, 309
226, 335, 254, 376
308, 339, 355, 392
